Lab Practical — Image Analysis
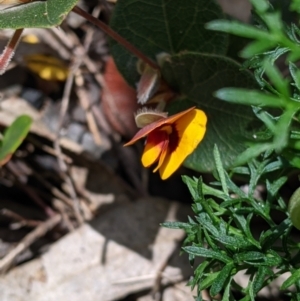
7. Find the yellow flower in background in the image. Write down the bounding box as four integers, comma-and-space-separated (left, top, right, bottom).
24, 54, 69, 81
124, 107, 207, 180
22, 34, 40, 44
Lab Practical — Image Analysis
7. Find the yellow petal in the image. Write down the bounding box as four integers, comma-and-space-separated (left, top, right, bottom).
141, 130, 168, 167
153, 138, 169, 172
159, 109, 207, 180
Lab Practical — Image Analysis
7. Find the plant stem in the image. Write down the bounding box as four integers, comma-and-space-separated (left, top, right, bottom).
0, 28, 23, 75
72, 6, 159, 71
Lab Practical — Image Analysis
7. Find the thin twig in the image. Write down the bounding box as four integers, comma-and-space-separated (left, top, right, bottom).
52, 199, 74, 231
75, 74, 102, 145
0, 209, 40, 228
54, 46, 84, 225
75, 7, 103, 145
72, 5, 159, 70
6, 161, 55, 217
27, 136, 73, 164
31, 170, 74, 208
0, 214, 61, 273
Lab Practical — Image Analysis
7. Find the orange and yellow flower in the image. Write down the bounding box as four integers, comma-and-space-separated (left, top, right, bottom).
124, 107, 207, 180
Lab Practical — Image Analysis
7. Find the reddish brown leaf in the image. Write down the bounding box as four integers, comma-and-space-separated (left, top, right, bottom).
102, 56, 139, 138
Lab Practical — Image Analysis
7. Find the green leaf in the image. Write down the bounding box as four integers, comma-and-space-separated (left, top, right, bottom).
161, 221, 193, 230
215, 233, 253, 249
161, 52, 259, 172
215, 88, 286, 107
234, 251, 266, 265
281, 268, 300, 290
266, 177, 288, 199
213, 145, 229, 196
206, 20, 271, 40
210, 262, 234, 296
183, 246, 232, 263
0, 0, 78, 29
110, 0, 228, 85
252, 267, 272, 294
182, 175, 198, 201
289, 62, 300, 91
260, 219, 291, 249
0, 115, 32, 164
241, 40, 277, 59
199, 271, 219, 290
221, 277, 232, 301
202, 183, 229, 200
196, 213, 219, 235
291, 0, 300, 13
191, 260, 209, 289
263, 60, 290, 98
233, 214, 261, 249
234, 143, 272, 167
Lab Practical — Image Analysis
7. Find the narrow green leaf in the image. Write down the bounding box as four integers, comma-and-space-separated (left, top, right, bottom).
291, 61, 300, 89
273, 109, 296, 151
213, 145, 229, 196
197, 177, 204, 201
191, 260, 210, 289
202, 183, 229, 200
215, 234, 253, 249
199, 272, 219, 290
210, 262, 234, 296
161, 221, 193, 230
196, 214, 219, 237
263, 160, 286, 173
263, 12, 284, 32
252, 267, 272, 294
281, 269, 300, 290
234, 143, 272, 167
0, 115, 32, 163
215, 88, 286, 107
266, 177, 288, 199
182, 176, 198, 201
252, 107, 276, 133
251, 0, 270, 13
260, 219, 290, 249
206, 20, 271, 40
233, 214, 260, 249
234, 251, 265, 264
183, 246, 231, 263
221, 277, 232, 301
241, 40, 277, 58
203, 227, 219, 251
264, 60, 290, 98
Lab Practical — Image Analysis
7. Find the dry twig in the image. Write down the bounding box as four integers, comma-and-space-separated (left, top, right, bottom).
53, 39, 85, 225
6, 161, 55, 217
0, 209, 40, 228
0, 214, 61, 273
